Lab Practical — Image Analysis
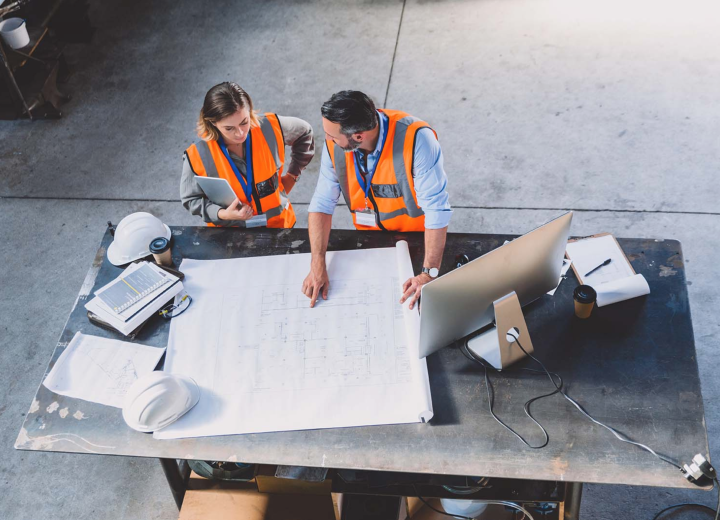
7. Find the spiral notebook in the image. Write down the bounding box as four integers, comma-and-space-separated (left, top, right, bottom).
95, 262, 174, 315
86, 262, 183, 335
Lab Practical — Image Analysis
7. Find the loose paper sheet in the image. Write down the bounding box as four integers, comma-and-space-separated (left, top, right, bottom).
547, 258, 573, 296
566, 235, 635, 286
155, 242, 433, 439
43, 332, 166, 408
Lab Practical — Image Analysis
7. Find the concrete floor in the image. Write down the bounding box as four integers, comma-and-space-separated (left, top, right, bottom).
1, 0, 718, 518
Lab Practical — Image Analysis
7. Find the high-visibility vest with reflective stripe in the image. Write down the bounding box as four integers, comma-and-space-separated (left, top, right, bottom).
185, 113, 296, 229
327, 109, 434, 232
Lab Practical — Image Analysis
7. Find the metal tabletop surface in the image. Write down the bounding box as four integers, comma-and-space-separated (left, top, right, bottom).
16, 227, 708, 489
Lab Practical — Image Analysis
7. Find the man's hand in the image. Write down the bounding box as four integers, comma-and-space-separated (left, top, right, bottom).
218, 198, 254, 221
400, 273, 432, 310
302, 262, 330, 308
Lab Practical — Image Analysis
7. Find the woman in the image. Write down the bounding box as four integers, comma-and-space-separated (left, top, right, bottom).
181, 82, 314, 227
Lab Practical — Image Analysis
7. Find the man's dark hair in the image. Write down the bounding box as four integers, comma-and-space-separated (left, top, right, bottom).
321, 91, 378, 136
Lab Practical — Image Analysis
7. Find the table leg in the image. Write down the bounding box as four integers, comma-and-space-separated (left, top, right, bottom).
160, 458, 190, 510
563, 482, 583, 520
0, 41, 32, 119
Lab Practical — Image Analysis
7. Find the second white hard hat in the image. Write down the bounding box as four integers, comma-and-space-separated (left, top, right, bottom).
122, 372, 200, 433
107, 212, 171, 266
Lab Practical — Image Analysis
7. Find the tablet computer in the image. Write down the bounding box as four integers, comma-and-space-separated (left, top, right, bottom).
195, 177, 237, 208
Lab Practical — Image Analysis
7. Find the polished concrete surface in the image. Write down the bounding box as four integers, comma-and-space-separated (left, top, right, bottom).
1, 0, 718, 518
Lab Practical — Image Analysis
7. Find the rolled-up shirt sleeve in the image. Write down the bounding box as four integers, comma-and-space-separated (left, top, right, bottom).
277, 115, 315, 177
413, 128, 452, 230
180, 153, 224, 225
308, 144, 342, 215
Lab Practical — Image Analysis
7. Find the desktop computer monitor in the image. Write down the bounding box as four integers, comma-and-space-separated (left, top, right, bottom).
417, 212, 573, 367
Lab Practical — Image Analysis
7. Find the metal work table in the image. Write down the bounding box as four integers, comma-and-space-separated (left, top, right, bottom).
16, 227, 709, 516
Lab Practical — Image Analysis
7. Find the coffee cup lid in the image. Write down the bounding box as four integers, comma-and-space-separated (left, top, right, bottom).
149, 237, 169, 254
573, 285, 597, 304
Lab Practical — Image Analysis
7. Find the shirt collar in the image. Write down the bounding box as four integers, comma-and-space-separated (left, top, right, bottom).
368, 110, 387, 157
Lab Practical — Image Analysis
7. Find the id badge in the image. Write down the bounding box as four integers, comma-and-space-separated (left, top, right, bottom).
355, 208, 377, 227
246, 213, 268, 228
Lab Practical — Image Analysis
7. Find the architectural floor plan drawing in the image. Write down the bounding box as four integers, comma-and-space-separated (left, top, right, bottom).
220, 278, 411, 394
42, 332, 166, 408
156, 242, 433, 439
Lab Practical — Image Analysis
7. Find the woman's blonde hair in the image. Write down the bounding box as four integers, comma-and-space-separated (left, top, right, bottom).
196, 82, 260, 141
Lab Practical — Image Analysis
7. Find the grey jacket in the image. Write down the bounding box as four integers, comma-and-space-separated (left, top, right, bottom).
180, 115, 315, 226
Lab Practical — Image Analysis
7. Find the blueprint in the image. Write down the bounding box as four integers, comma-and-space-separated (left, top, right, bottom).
155, 242, 433, 439
43, 332, 166, 408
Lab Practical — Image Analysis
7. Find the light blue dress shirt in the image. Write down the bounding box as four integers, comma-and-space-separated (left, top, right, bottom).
308, 111, 452, 229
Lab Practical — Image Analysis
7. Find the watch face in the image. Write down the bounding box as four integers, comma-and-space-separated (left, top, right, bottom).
429, 267, 439, 278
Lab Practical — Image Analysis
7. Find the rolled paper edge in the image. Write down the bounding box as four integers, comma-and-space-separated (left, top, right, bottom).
595, 274, 650, 307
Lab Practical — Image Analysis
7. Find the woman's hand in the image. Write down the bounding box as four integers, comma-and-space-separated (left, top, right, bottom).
218, 198, 254, 221
281, 174, 298, 194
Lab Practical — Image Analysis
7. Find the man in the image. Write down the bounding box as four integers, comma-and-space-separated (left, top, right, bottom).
302, 90, 452, 309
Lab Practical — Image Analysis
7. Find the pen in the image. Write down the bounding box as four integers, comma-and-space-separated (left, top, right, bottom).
585, 258, 612, 277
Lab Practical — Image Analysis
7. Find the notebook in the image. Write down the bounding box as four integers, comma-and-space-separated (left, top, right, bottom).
96, 263, 173, 314
565, 233, 635, 286
85, 262, 184, 335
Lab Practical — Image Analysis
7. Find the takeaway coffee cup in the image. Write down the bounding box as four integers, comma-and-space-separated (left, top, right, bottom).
573, 285, 597, 319
149, 237, 172, 266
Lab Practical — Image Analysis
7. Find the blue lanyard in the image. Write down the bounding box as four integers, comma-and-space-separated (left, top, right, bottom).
218, 133, 253, 202
353, 116, 388, 200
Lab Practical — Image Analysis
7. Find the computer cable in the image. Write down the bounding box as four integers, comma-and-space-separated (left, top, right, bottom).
651, 495, 719, 520
460, 341, 564, 450
158, 294, 193, 319
442, 476, 491, 495
508, 333, 683, 471
465, 329, 719, 520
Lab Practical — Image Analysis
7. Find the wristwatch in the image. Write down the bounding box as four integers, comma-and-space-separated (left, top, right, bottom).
421, 266, 439, 278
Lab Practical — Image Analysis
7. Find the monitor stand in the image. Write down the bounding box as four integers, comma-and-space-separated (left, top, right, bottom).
466, 291, 535, 370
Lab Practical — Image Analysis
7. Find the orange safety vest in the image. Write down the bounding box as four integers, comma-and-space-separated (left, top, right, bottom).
185, 113, 296, 229
326, 109, 435, 232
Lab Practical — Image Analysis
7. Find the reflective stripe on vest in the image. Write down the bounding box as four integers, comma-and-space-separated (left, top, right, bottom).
328, 109, 434, 231
186, 113, 296, 229
331, 142, 352, 210
195, 140, 219, 178
392, 116, 426, 219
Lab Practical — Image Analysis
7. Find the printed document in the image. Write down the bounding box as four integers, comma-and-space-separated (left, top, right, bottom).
566, 234, 634, 286
155, 242, 433, 439
43, 332, 165, 408
566, 234, 650, 307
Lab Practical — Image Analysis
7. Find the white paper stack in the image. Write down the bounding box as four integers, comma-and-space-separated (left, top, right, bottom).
566, 235, 650, 307
85, 262, 183, 335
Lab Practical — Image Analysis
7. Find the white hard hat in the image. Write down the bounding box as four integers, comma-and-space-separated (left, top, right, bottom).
107, 212, 171, 266
439, 499, 489, 517
122, 372, 200, 433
